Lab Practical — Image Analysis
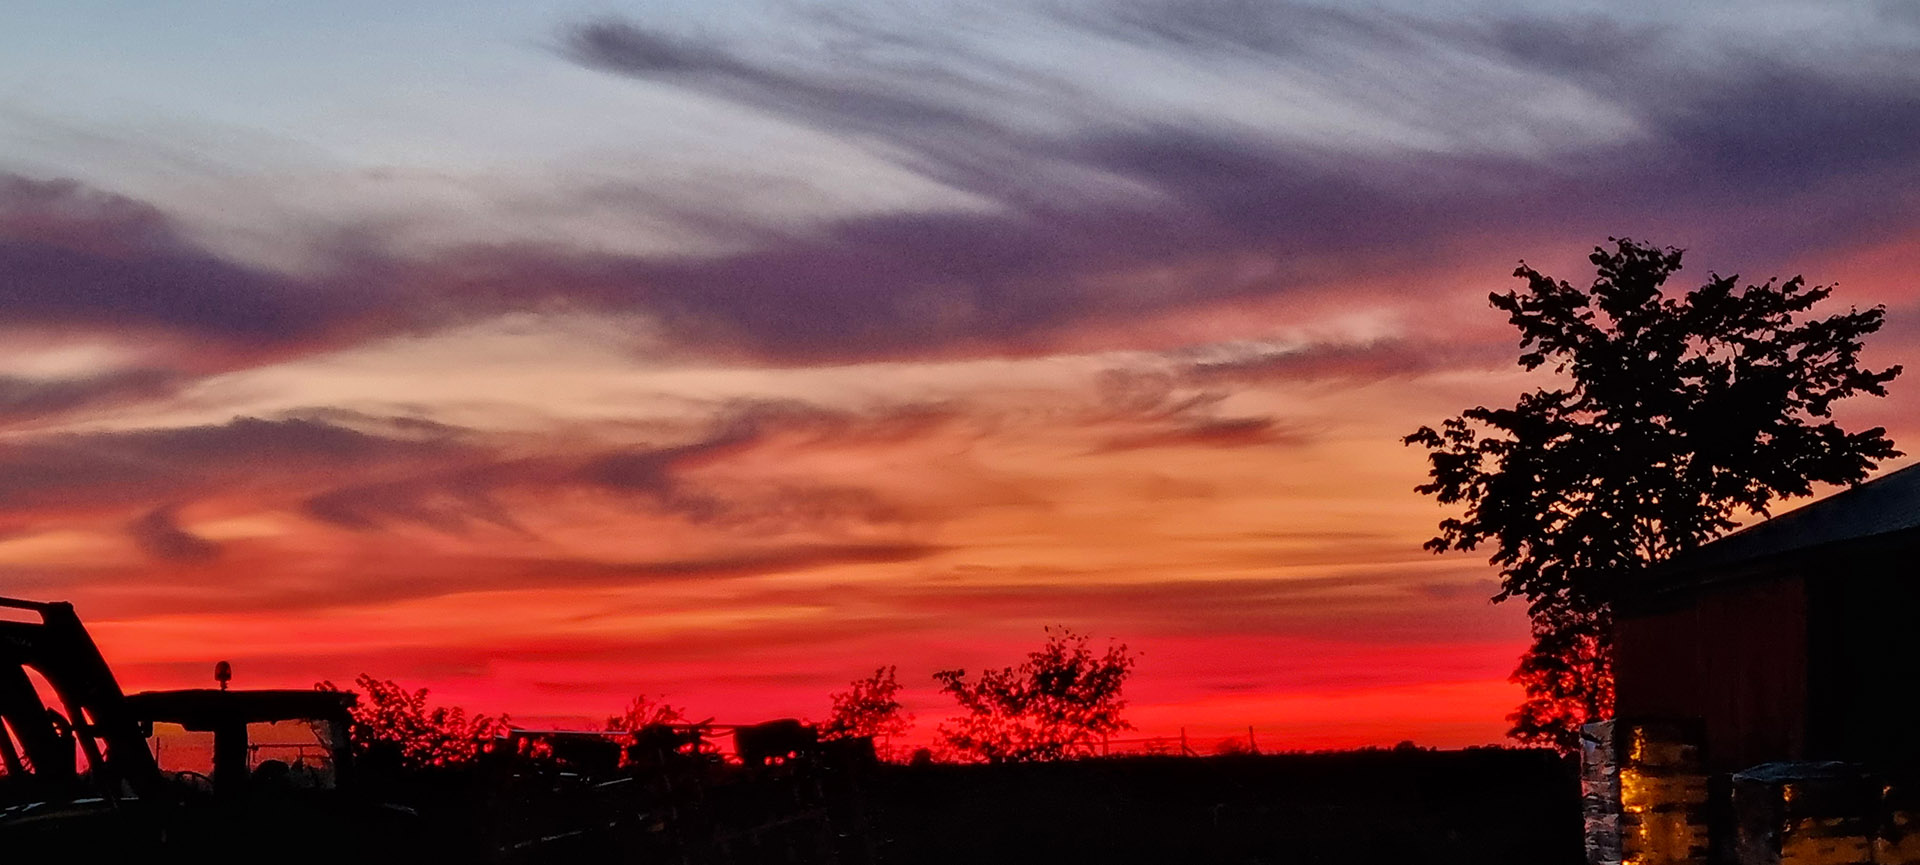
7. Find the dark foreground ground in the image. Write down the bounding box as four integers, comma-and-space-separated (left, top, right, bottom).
2, 745, 1575, 863
862, 748, 1580, 865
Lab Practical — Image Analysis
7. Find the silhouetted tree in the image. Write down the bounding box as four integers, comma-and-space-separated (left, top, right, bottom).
604, 694, 686, 731
1407, 238, 1901, 750
1504, 602, 1614, 750
317, 674, 507, 768
822, 666, 912, 756
934, 627, 1137, 762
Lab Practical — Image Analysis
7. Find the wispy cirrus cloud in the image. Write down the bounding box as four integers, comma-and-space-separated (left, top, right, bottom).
7, 4, 1916, 372
0, 414, 474, 517
295, 399, 958, 535
563, 2, 1920, 267
0, 367, 191, 426
1175, 337, 1516, 385
36, 541, 949, 618
0, 373, 1312, 552
0, 176, 370, 349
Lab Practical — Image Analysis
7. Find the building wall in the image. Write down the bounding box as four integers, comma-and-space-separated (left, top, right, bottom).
1805, 543, 1920, 765
1615, 574, 1809, 774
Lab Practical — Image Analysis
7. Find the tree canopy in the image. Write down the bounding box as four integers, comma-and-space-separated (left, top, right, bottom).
1406, 238, 1901, 749
318, 674, 507, 768
934, 628, 1136, 763
822, 666, 912, 752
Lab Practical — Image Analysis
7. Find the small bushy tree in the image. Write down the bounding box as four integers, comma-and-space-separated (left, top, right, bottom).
823, 666, 913, 756
317, 674, 506, 768
934, 628, 1137, 763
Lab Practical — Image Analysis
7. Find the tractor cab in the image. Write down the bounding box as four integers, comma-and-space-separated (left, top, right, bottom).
122, 688, 357, 799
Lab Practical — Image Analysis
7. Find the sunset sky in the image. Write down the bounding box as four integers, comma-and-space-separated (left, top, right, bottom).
3, 0, 1917, 750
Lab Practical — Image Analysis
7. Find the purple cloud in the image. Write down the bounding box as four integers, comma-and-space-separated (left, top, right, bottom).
299, 401, 943, 534
127, 505, 222, 562
0, 414, 472, 515
0, 176, 367, 347
0, 367, 189, 425
5, 5, 1917, 372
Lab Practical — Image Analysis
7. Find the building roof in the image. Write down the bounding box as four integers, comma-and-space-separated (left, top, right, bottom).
124, 688, 356, 731
1658, 461, 1920, 576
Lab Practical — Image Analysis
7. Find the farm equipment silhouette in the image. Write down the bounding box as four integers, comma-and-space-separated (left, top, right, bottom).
483, 718, 876, 863
2, 596, 425, 862
2, 596, 876, 863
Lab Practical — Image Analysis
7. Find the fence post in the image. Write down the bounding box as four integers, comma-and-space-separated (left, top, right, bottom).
1248, 725, 1258, 755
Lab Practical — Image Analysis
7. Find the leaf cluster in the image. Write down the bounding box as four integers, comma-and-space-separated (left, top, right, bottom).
604, 693, 687, 732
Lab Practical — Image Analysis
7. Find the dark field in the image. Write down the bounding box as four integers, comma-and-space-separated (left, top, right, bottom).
863, 749, 1581, 865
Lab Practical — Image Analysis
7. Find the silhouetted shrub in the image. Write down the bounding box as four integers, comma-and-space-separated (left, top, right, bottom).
317, 674, 505, 769
934, 627, 1136, 762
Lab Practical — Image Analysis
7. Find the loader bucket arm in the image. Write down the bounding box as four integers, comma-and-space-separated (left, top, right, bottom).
1, 597, 166, 802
